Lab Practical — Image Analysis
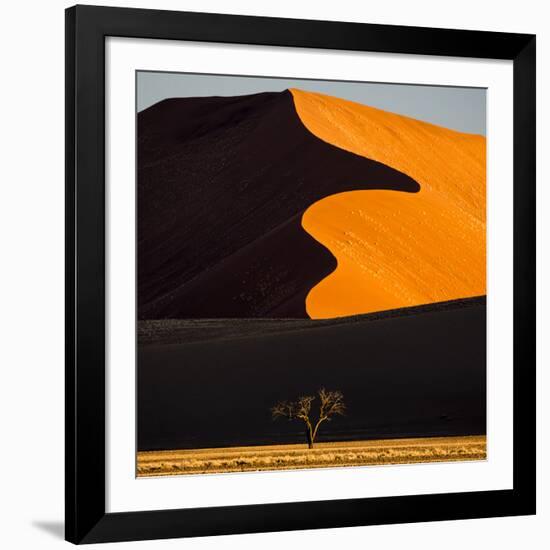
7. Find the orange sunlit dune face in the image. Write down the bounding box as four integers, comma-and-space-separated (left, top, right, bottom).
290, 88, 486, 319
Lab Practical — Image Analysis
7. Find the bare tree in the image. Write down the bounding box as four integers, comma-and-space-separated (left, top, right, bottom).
271, 388, 346, 449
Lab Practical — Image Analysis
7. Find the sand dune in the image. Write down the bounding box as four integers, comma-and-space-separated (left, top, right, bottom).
137, 90, 419, 319
138, 89, 485, 320
292, 88, 486, 318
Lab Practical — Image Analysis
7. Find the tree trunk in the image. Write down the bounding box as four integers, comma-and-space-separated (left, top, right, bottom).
306, 426, 314, 449
312, 419, 324, 446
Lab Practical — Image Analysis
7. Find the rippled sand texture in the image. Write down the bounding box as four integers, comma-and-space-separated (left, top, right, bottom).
292, 89, 486, 319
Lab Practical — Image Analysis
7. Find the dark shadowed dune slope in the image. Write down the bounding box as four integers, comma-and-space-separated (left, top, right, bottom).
137, 297, 486, 451
138, 91, 419, 319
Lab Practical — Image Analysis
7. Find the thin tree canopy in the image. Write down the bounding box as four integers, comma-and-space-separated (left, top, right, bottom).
271, 388, 346, 448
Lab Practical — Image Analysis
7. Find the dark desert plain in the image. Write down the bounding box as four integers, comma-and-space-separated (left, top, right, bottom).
137, 87, 487, 476
138, 298, 487, 475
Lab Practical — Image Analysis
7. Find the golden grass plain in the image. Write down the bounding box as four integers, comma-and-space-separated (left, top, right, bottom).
137, 435, 486, 477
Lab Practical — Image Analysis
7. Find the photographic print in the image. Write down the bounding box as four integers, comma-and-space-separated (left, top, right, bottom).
136, 72, 487, 477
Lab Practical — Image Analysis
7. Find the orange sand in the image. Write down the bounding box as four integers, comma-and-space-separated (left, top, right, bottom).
290, 88, 486, 319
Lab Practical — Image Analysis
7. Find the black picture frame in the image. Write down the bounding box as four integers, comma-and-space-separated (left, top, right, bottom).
65, 4, 536, 544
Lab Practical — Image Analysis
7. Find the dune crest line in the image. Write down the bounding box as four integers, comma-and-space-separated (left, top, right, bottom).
291, 88, 486, 319
137, 90, 419, 319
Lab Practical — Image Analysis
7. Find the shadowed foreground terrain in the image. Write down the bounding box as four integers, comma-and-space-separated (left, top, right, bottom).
138, 297, 486, 452
137, 436, 486, 476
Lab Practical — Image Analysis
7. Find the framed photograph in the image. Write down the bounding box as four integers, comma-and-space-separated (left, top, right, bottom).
65, 5, 536, 544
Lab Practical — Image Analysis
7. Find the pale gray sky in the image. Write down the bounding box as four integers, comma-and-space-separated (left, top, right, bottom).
137, 71, 486, 136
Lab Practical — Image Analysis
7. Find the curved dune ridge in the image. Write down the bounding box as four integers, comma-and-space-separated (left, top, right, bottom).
291, 88, 486, 319
137, 90, 419, 319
